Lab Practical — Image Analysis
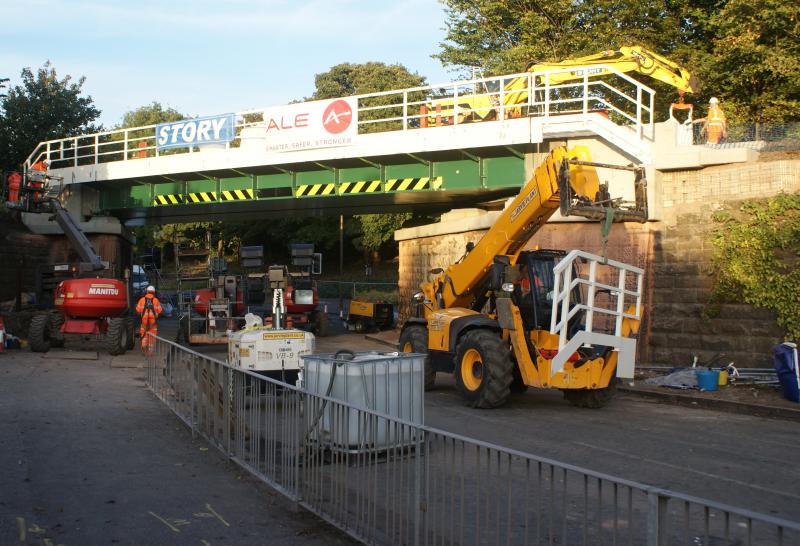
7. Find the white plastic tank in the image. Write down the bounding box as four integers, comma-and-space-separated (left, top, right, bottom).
302, 350, 425, 452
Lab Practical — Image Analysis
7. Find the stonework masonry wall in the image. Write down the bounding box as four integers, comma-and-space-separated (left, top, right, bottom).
398, 159, 800, 368
0, 216, 131, 305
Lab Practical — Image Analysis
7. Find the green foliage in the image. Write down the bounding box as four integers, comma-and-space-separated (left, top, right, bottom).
351, 213, 412, 254
0, 62, 101, 170
118, 101, 185, 128
688, 0, 800, 123
435, 0, 800, 123
310, 62, 427, 132
709, 193, 800, 339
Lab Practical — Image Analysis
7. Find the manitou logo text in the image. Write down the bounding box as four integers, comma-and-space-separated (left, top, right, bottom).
88, 285, 119, 296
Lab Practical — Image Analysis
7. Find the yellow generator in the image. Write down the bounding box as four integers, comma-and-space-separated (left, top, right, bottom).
345, 300, 394, 333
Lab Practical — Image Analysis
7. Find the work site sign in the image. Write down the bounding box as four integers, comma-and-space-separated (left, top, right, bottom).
156, 113, 236, 150
244, 98, 357, 153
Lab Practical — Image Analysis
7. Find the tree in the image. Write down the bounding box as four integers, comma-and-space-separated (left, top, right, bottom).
0, 62, 101, 170
435, 1, 702, 75
310, 62, 427, 132
434, 0, 800, 123
118, 101, 185, 128
689, 0, 800, 123
351, 213, 412, 259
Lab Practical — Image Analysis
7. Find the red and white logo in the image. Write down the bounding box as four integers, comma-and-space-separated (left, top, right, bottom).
322, 100, 353, 134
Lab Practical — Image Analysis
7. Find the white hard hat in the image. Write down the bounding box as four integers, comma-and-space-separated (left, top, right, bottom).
146, 285, 156, 293
709, 97, 719, 104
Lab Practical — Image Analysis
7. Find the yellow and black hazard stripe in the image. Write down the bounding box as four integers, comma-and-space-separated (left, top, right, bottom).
186, 191, 218, 203
384, 176, 443, 192
152, 194, 183, 206
338, 180, 383, 195
295, 183, 336, 197
219, 189, 255, 201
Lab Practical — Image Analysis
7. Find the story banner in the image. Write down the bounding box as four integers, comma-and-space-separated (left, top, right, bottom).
156, 113, 236, 150
257, 98, 358, 152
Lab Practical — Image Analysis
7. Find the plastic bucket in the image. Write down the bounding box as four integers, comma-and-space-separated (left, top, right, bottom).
718, 370, 729, 386
696, 370, 720, 391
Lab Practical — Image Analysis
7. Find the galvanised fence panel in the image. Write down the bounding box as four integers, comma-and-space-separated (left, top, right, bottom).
145, 335, 800, 545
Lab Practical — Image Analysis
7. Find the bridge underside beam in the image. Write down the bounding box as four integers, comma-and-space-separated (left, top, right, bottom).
95, 149, 530, 225
112, 187, 519, 225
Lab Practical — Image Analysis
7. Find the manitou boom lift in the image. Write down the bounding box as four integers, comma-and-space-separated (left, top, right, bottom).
4, 166, 134, 354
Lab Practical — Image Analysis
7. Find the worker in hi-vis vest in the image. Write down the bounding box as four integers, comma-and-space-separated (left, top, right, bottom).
135, 285, 162, 354
695, 97, 727, 145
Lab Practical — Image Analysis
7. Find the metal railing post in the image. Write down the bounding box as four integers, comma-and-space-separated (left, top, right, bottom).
453, 86, 459, 125
73, 138, 78, 167
583, 73, 589, 115
636, 87, 643, 138
499, 77, 505, 121
123, 129, 129, 161
94, 134, 98, 164
647, 490, 668, 546
403, 91, 408, 130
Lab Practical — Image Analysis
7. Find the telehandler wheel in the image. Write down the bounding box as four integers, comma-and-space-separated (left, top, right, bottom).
29, 314, 51, 353
454, 329, 513, 409
562, 379, 618, 409
399, 325, 435, 390
106, 317, 127, 356
48, 310, 65, 348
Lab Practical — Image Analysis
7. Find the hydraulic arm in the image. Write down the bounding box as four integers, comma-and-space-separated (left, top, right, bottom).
421, 145, 647, 315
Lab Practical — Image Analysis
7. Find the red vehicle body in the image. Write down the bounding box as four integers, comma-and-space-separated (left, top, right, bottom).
191, 288, 246, 317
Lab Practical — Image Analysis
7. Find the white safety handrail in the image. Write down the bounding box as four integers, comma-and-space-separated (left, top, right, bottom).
24, 64, 655, 170
549, 250, 643, 352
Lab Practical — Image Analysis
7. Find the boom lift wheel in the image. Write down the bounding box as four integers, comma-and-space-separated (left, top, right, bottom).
399, 325, 435, 390
106, 317, 127, 356
125, 317, 136, 350
454, 329, 513, 408
29, 314, 51, 353
48, 310, 65, 348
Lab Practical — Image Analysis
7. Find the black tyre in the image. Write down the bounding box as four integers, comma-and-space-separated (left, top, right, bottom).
454, 329, 513, 408
48, 310, 65, 348
399, 325, 435, 390
29, 314, 51, 353
106, 317, 127, 356
313, 310, 329, 337
510, 364, 529, 394
125, 317, 136, 350
562, 379, 617, 409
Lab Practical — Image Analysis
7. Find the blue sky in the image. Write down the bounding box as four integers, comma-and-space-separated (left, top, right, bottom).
1, 0, 454, 127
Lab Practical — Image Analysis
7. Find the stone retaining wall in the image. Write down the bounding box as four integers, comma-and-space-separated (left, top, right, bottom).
398, 159, 799, 367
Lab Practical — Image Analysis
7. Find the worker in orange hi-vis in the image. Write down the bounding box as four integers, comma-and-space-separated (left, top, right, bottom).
694, 97, 728, 145
135, 285, 162, 354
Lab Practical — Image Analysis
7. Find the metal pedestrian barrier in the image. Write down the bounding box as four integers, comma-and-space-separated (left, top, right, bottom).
145, 335, 800, 545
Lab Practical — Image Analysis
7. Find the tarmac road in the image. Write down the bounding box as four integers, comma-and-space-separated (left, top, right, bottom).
0, 349, 356, 546
1, 314, 797, 546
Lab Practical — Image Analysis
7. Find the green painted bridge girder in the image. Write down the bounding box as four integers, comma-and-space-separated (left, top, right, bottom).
96, 155, 525, 213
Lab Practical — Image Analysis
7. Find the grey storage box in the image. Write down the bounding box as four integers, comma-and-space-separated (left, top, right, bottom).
302, 351, 424, 452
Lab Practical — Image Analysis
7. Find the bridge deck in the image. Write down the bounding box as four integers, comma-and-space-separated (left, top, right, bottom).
28, 66, 656, 223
